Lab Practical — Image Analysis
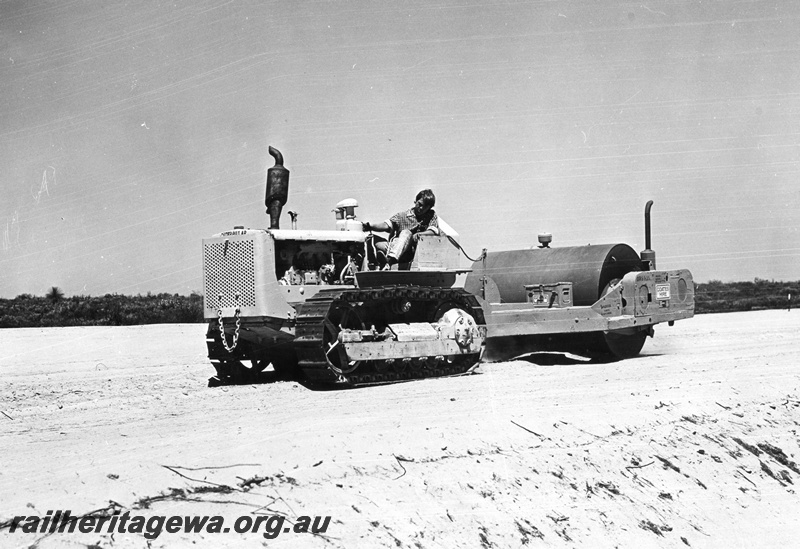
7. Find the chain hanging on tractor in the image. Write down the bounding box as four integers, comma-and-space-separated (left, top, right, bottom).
217, 293, 242, 352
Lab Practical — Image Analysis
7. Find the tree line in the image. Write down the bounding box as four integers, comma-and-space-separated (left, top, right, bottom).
0, 279, 797, 328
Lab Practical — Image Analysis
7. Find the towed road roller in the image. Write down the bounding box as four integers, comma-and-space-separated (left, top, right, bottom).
202, 147, 694, 387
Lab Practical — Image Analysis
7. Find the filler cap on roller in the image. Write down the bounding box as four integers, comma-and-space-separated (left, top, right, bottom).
537, 233, 552, 248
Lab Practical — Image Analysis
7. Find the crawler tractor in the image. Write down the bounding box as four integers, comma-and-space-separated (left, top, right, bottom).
202, 147, 694, 386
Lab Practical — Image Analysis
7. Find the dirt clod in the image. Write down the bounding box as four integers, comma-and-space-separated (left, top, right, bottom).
656, 455, 681, 473
639, 520, 672, 536
758, 443, 800, 474
733, 438, 762, 457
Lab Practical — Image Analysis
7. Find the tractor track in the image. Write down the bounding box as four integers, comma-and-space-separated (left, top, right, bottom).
293, 285, 485, 386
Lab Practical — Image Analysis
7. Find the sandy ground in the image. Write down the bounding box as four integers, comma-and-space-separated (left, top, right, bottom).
1, 310, 799, 548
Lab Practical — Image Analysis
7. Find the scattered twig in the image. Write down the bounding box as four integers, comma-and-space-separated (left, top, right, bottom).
690, 522, 710, 536
81, 501, 125, 518
547, 513, 569, 523
252, 503, 287, 517
277, 490, 298, 518
393, 455, 414, 480
1, 411, 13, 420
715, 402, 731, 410
736, 470, 757, 487
161, 465, 243, 492
195, 497, 267, 508
306, 529, 339, 542
385, 530, 404, 546
135, 488, 188, 509
561, 421, 602, 439
237, 474, 270, 490
511, 420, 544, 438
353, 493, 379, 507
164, 463, 260, 471
625, 461, 654, 470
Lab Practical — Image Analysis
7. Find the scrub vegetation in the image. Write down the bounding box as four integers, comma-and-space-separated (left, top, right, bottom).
0, 291, 203, 328
0, 279, 796, 327
694, 279, 798, 314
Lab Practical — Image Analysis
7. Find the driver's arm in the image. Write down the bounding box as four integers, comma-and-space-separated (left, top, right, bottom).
362, 221, 391, 232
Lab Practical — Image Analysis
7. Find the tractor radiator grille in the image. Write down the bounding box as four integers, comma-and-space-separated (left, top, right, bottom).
203, 240, 257, 310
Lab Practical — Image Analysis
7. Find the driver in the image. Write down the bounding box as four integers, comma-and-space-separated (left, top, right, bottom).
362, 189, 439, 269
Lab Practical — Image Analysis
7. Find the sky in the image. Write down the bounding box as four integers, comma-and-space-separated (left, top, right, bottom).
1, 0, 798, 298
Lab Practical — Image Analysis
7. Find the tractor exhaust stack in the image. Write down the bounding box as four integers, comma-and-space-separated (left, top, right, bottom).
265, 146, 289, 230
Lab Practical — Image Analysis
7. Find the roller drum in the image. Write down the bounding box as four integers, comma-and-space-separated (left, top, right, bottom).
465, 244, 641, 305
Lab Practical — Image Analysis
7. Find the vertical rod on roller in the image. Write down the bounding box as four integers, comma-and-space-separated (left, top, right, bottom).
641, 200, 656, 270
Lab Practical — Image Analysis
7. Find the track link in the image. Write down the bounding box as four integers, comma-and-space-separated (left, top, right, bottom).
294, 285, 485, 387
